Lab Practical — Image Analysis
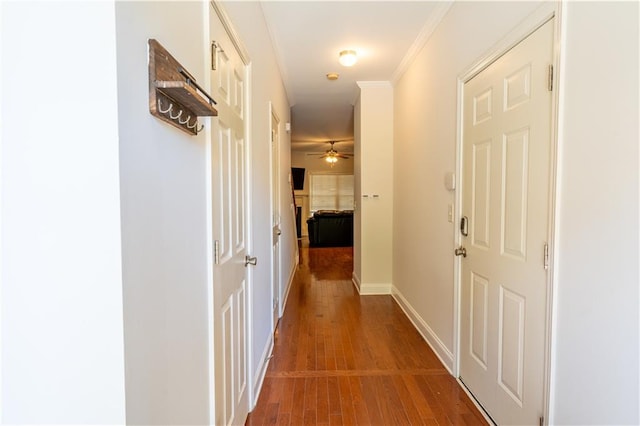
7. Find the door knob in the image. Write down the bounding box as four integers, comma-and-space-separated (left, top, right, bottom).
454, 247, 467, 257
244, 255, 257, 267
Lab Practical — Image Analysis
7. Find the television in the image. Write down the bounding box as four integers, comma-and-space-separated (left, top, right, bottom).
291, 167, 305, 190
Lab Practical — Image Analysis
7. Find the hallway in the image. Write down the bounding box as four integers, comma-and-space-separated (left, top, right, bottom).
246, 243, 487, 425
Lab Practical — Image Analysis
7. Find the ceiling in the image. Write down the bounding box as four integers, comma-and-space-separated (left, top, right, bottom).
260, 1, 448, 153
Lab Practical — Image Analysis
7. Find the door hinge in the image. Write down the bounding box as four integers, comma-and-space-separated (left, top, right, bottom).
547, 65, 554, 91
543, 243, 549, 270
211, 41, 218, 71
214, 240, 220, 265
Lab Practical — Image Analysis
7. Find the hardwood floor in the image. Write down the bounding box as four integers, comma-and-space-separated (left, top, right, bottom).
246, 242, 487, 425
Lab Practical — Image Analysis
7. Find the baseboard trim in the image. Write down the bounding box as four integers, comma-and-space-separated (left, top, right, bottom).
391, 286, 454, 372
251, 333, 274, 409
359, 283, 392, 295
281, 262, 297, 317
351, 272, 361, 292
351, 273, 392, 295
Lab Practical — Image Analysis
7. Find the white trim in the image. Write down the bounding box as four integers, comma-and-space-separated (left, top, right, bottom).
280, 261, 297, 318
203, 3, 216, 423
211, 0, 250, 65
351, 271, 361, 293
269, 102, 281, 334
453, 67, 464, 379
358, 283, 392, 295
390, 1, 453, 84
546, 2, 566, 424
392, 286, 454, 372
204, 109, 216, 423
243, 60, 255, 421
453, 3, 560, 424
251, 333, 274, 410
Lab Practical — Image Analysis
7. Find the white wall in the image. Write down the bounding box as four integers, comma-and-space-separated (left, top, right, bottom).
393, 1, 639, 422
393, 0, 542, 369
115, 2, 210, 424
220, 0, 293, 403
3, 1, 293, 422
1, 1, 126, 423
550, 2, 639, 424
355, 82, 394, 293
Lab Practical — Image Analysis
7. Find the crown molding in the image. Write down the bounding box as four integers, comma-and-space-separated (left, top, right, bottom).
390, 0, 453, 85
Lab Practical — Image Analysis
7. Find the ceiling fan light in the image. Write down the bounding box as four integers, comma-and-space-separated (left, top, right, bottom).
338, 50, 357, 67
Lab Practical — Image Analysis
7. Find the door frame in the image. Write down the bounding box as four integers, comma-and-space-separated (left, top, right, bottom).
206, 1, 253, 424
452, 3, 563, 424
269, 102, 282, 329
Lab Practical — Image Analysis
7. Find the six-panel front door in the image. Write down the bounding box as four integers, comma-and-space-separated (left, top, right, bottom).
459, 18, 554, 425
209, 4, 249, 425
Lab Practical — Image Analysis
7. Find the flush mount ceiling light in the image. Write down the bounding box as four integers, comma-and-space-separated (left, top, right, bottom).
338, 50, 357, 67
326, 73, 339, 81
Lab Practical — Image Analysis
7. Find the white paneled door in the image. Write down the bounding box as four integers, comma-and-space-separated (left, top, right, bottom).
459, 18, 554, 425
209, 4, 249, 425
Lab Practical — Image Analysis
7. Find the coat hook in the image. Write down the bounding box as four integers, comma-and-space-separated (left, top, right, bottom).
196, 124, 205, 133
169, 108, 183, 120
186, 120, 198, 129
158, 99, 172, 114
178, 115, 191, 125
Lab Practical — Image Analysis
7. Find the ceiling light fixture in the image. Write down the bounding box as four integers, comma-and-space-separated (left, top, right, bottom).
325, 154, 338, 164
338, 50, 357, 67
320, 141, 351, 167
326, 72, 339, 81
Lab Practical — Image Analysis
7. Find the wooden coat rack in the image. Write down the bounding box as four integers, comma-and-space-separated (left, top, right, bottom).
148, 39, 218, 135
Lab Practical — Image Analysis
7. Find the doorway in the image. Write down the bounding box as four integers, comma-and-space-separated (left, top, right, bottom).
208, 3, 251, 424
457, 17, 555, 425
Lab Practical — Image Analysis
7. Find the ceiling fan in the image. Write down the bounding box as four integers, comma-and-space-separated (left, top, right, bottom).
319, 140, 351, 165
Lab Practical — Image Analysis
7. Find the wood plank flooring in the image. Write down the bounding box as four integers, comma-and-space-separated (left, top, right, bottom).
246, 242, 487, 425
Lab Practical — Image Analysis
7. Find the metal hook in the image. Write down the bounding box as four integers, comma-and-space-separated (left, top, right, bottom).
169, 108, 183, 120
158, 99, 172, 114
178, 115, 191, 125
188, 121, 205, 133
